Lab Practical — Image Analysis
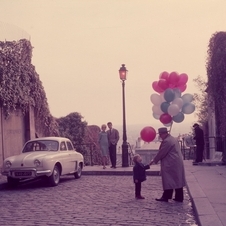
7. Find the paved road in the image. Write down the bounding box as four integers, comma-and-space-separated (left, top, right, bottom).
0, 175, 198, 226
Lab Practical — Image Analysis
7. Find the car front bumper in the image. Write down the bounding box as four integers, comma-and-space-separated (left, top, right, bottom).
1, 168, 52, 178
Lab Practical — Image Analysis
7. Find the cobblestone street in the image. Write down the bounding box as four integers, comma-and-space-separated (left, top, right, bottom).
0, 175, 198, 226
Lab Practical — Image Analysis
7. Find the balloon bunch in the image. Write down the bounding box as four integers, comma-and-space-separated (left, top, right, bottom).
150, 71, 195, 126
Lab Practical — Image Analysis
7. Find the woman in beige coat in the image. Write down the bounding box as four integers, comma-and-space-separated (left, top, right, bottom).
150, 127, 186, 202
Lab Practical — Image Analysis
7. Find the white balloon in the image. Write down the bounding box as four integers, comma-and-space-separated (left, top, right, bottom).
160, 92, 166, 102
153, 113, 160, 120
152, 105, 163, 115
182, 103, 195, 114
167, 104, 180, 116
150, 93, 162, 106
172, 98, 183, 109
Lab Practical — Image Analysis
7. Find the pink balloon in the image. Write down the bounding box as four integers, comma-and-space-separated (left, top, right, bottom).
178, 84, 187, 92
160, 113, 172, 124
159, 71, 169, 81
177, 73, 188, 86
152, 81, 164, 93
140, 126, 157, 142
168, 71, 180, 86
158, 79, 169, 90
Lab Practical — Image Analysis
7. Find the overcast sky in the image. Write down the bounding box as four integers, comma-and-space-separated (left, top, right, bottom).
0, 0, 225, 133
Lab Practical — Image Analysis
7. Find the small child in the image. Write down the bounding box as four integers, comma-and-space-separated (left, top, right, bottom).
133, 154, 150, 199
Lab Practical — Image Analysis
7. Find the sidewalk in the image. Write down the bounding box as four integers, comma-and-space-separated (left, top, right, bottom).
82, 160, 226, 226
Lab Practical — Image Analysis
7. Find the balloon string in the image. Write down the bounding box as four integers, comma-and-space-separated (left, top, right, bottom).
169, 121, 173, 134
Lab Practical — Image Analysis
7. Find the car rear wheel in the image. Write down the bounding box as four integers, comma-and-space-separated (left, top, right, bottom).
48, 165, 60, 186
7, 177, 19, 187
74, 163, 82, 179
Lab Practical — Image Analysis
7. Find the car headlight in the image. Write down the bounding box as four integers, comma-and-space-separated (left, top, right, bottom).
34, 159, 41, 167
5, 161, 12, 168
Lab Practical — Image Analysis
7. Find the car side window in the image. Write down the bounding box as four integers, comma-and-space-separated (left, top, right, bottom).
67, 141, 74, 151
60, 142, 67, 151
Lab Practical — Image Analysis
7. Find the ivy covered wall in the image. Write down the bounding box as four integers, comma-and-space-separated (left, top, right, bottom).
0, 39, 58, 136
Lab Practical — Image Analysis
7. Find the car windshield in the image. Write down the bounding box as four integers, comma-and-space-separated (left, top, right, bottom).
22, 140, 59, 153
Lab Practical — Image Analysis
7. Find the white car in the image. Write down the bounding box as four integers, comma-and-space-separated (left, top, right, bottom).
1, 137, 84, 187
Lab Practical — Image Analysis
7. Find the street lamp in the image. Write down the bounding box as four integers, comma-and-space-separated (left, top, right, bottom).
119, 64, 129, 167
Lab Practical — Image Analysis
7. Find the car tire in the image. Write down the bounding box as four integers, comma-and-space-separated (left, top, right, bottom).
7, 177, 19, 187
48, 165, 60, 186
74, 163, 82, 179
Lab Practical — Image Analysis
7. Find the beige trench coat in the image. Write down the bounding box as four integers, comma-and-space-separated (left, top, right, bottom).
153, 134, 186, 190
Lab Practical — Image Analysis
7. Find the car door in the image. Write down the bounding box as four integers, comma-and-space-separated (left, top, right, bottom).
66, 141, 77, 173
59, 141, 71, 174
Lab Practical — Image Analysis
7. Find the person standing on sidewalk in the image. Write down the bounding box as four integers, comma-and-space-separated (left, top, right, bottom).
98, 124, 109, 169
193, 123, 204, 164
133, 154, 150, 199
150, 127, 186, 202
107, 122, 119, 168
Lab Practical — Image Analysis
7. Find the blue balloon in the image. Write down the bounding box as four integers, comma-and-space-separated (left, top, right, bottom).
173, 88, 182, 98
164, 88, 175, 103
160, 102, 170, 113
173, 112, 185, 123
181, 93, 193, 104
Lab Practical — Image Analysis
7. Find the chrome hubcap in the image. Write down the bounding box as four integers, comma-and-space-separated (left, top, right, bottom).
53, 167, 60, 184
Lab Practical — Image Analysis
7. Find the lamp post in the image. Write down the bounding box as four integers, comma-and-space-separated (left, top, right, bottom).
119, 64, 129, 167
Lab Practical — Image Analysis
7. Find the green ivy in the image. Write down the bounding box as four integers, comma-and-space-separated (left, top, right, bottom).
0, 39, 58, 136
206, 32, 226, 135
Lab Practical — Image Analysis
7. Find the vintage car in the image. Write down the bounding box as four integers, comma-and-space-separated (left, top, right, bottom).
1, 137, 84, 187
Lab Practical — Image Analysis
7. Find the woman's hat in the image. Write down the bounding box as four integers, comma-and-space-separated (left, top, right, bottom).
158, 127, 168, 134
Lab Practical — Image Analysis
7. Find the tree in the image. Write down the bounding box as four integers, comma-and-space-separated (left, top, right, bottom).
56, 112, 87, 156
206, 31, 226, 136
84, 125, 102, 165
206, 31, 226, 163
193, 75, 208, 126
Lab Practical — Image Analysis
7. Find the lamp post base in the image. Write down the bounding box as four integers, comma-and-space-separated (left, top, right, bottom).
121, 143, 129, 167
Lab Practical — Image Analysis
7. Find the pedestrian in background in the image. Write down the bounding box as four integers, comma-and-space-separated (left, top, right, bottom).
133, 154, 150, 199
150, 127, 186, 202
98, 124, 109, 169
107, 122, 119, 168
193, 123, 205, 164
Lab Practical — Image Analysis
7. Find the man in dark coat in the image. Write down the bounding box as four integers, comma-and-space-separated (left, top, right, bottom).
150, 127, 186, 202
107, 122, 119, 168
193, 123, 204, 163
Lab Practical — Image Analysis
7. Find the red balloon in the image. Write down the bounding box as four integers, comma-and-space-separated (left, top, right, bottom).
158, 79, 169, 90
160, 113, 172, 124
140, 126, 156, 142
159, 71, 169, 81
168, 71, 180, 86
177, 73, 188, 86
178, 84, 187, 92
152, 81, 164, 93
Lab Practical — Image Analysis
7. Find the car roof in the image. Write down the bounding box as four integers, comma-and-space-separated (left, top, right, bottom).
26, 137, 71, 142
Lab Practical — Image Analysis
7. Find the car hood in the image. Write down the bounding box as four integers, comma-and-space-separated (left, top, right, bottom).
5, 151, 56, 168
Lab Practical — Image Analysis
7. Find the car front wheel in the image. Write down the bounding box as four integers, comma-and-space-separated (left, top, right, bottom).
7, 177, 19, 187
48, 165, 60, 186
74, 163, 82, 179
